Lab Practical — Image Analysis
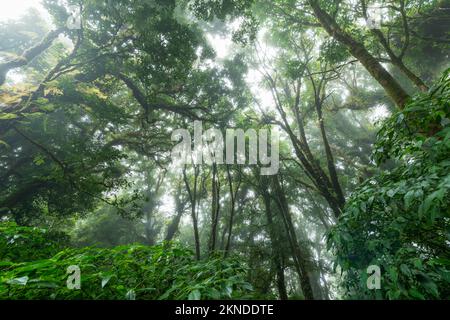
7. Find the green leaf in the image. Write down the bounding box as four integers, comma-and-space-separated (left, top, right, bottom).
0, 140, 10, 148
188, 289, 201, 300
404, 190, 415, 209
7, 276, 29, 286
125, 289, 136, 300
158, 286, 177, 300
422, 281, 439, 298
101, 274, 112, 288
225, 285, 233, 298
408, 288, 425, 300
413, 259, 423, 270
400, 264, 411, 277
0, 113, 18, 120
389, 267, 398, 283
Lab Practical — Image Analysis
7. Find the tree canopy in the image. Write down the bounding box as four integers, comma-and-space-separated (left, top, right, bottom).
0, 0, 449, 300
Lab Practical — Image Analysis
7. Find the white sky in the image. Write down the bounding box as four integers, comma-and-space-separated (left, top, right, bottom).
0, 0, 49, 22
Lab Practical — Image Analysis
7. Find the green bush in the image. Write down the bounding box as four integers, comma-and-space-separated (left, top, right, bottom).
328, 69, 450, 299
0, 222, 69, 263
0, 223, 253, 300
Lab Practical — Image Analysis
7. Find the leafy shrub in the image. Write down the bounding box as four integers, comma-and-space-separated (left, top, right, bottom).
0, 238, 253, 300
329, 69, 450, 299
0, 222, 69, 263
70, 208, 146, 247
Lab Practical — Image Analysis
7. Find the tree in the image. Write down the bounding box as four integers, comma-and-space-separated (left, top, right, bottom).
329, 69, 450, 299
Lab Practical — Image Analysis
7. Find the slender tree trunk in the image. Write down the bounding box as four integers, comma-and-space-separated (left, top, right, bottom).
270, 175, 315, 300
145, 209, 155, 245
209, 163, 221, 254
165, 210, 183, 242
183, 166, 201, 260
165, 187, 187, 241
262, 188, 289, 300
275, 94, 343, 218
274, 256, 288, 300
288, 129, 343, 218
315, 98, 345, 208
224, 165, 239, 256
371, 28, 428, 91
219, 220, 228, 250
393, 57, 429, 91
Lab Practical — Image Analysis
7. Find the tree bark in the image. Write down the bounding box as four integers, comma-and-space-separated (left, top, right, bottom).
270, 175, 315, 300
315, 96, 345, 208
224, 165, 240, 256
360, 0, 428, 92
308, 0, 410, 108
183, 166, 201, 260
208, 163, 221, 254
261, 178, 289, 300
165, 185, 188, 241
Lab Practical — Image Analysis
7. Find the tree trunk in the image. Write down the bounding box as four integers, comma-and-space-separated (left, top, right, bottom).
261, 180, 289, 300
224, 165, 238, 256
272, 175, 322, 300
308, 0, 410, 108
165, 188, 187, 241
315, 98, 346, 208
208, 163, 221, 254
183, 166, 201, 260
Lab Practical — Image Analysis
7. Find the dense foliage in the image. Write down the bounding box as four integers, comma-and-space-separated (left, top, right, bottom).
330, 69, 450, 299
0, 0, 449, 300
0, 222, 69, 262
0, 223, 252, 300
